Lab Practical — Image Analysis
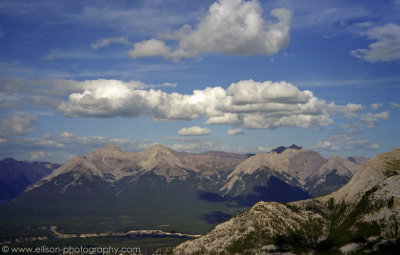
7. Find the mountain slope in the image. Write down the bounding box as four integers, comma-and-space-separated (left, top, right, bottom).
173, 147, 400, 254
0, 158, 60, 203
32, 144, 248, 188
0, 144, 365, 243
0, 145, 249, 237
220, 145, 365, 199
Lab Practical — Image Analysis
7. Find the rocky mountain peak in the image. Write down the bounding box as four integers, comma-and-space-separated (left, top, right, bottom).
271, 144, 303, 154
136, 144, 185, 170
146, 143, 174, 153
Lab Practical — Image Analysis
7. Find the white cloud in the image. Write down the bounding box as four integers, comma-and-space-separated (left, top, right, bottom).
178, 126, 212, 136
58, 79, 363, 129
0, 112, 37, 138
129, 39, 194, 60
361, 111, 389, 128
30, 151, 46, 160
351, 23, 400, 62
227, 128, 244, 135
0, 77, 176, 109
129, 0, 292, 60
91, 37, 131, 49
390, 102, 400, 109
315, 134, 379, 151
60, 131, 75, 138
370, 103, 383, 110
179, 1, 292, 56
257, 146, 271, 152
169, 141, 217, 153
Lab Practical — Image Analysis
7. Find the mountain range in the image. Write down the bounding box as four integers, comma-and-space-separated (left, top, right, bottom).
0, 158, 60, 203
0, 144, 366, 243
173, 147, 400, 254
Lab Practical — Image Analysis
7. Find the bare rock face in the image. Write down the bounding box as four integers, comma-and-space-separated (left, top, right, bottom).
30, 144, 250, 190
173, 148, 400, 254
221, 146, 365, 197
330, 147, 400, 203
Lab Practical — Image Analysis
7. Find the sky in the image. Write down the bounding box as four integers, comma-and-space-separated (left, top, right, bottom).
0, 0, 399, 163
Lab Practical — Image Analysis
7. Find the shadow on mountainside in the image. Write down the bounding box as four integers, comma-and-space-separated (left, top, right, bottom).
198, 176, 310, 208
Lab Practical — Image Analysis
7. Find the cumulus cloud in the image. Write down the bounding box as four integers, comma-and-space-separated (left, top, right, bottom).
0, 77, 176, 109
315, 134, 379, 151
58, 79, 364, 129
370, 103, 383, 110
227, 128, 244, 135
91, 37, 131, 49
351, 23, 400, 62
129, 39, 194, 60
361, 111, 389, 128
129, 0, 292, 60
390, 102, 400, 109
0, 112, 37, 138
178, 126, 212, 136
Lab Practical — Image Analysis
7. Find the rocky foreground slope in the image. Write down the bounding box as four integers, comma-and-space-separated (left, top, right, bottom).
173, 147, 400, 254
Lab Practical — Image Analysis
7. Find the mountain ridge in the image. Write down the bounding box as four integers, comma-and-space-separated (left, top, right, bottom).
173, 147, 400, 254
221, 146, 365, 197
30, 144, 250, 190
0, 144, 368, 243
0, 158, 61, 202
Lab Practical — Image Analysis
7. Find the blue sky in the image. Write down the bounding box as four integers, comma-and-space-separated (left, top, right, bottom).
0, 0, 399, 163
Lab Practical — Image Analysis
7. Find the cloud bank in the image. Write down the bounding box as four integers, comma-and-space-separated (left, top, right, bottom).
129, 0, 292, 60
315, 134, 379, 151
58, 79, 363, 129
